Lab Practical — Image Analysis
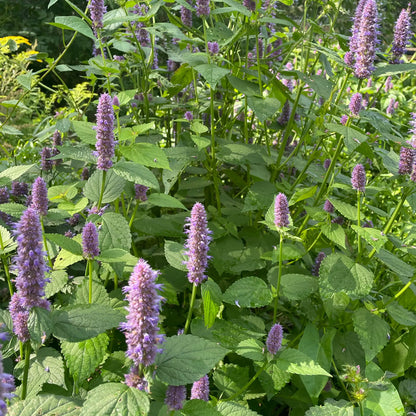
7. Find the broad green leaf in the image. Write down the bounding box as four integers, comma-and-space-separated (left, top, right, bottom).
0, 164, 35, 186
213, 364, 249, 398
321, 222, 346, 248
164, 240, 187, 271
326, 123, 368, 153
45, 270, 68, 297
376, 248, 415, 278
118, 123, 155, 142
235, 339, 264, 361
97, 248, 136, 263
246, 96, 281, 123
84, 170, 126, 204
155, 335, 228, 385
190, 121, 209, 134
353, 308, 390, 361
305, 399, 355, 416
52, 304, 124, 342
351, 225, 388, 252
0, 224, 16, 254
113, 161, 159, 190
191, 134, 211, 150
289, 186, 317, 206
28, 307, 53, 344
8, 395, 82, 416
227, 75, 260, 96
54, 233, 83, 269
146, 193, 187, 210
183, 400, 222, 416
119, 143, 170, 170
71, 120, 96, 144
319, 253, 373, 299
99, 212, 132, 251
276, 348, 331, 376
16, 72, 33, 90
280, 274, 318, 300
51, 16, 96, 40
258, 362, 291, 399
46, 233, 83, 256
194, 63, 230, 89
373, 63, 416, 77
48, 184, 78, 203
201, 279, 222, 328
216, 401, 261, 416
223, 276, 273, 308
328, 198, 358, 221
61, 333, 109, 384
79, 383, 149, 416
54, 145, 96, 163
68, 278, 110, 306
387, 302, 416, 327
0, 203, 26, 219
58, 197, 89, 216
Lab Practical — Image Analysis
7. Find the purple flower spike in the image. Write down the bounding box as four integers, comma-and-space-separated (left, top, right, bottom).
354, 0, 379, 79
398, 147, 414, 175
0, 352, 15, 416
196, 0, 210, 17
120, 259, 164, 370
349, 93, 363, 116
391, 6, 412, 64
274, 193, 290, 228
191, 375, 209, 401
134, 184, 148, 202
351, 164, 366, 192
243, 0, 256, 12
89, 0, 107, 31
9, 208, 50, 342
345, 0, 368, 68
278, 101, 291, 126
41, 147, 53, 172
184, 111, 193, 122
207, 41, 219, 55
125, 365, 148, 391
11, 182, 28, 198
95, 93, 115, 171
165, 385, 186, 410
266, 323, 283, 355
30, 177, 48, 217
312, 252, 326, 276
0, 188, 9, 204
184, 202, 212, 286
181, 0, 193, 27
81, 167, 90, 181
52, 130, 62, 147
82, 222, 100, 259
323, 199, 334, 213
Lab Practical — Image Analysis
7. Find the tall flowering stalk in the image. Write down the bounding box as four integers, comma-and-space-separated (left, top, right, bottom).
183, 202, 212, 334
191, 375, 209, 401
352, 164, 366, 258
94, 93, 115, 209
266, 323, 283, 355
9, 207, 50, 398
165, 385, 186, 410
82, 222, 100, 303
120, 259, 164, 391
391, 6, 412, 64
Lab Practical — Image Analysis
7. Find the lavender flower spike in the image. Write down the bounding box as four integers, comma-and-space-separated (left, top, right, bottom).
181, 0, 193, 27
9, 208, 50, 342
191, 375, 209, 401
0, 351, 15, 416
391, 6, 412, 64
89, 0, 107, 31
266, 323, 283, 355
120, 259, 164, 371
82, 222, 100, 259
165, 385, 186, 410
312, 252, 326, 276
351, 164, 366, 192
95, 93, 115, 171
354, 0, 379, 79
41, 147, 53, 172
184, 202, 212, 286
31, 177, 48, 217
196, 0, 210, 17
349, 93, 363, 116
135, 184, 148, 202
274, 193, 290, 228
398, 147, 414, 175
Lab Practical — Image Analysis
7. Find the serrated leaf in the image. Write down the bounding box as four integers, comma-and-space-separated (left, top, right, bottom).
201, 279, 222, 328
58, 197, 89, 216
71, 120, 96, 144
353, 308, 390, 361
119, 143, 170, 170
351, 225, 388, 252
194, 63, 229, 89
223, 276, 273, 308
280, 274, 318, 300
376, 248, 415, 278
147, 193, 187, 210
52, 304, 124, 342
61, 333, 109, 384
113, 161, 159, 190
155, 335, 228, 385
164, 240, 187, 271
246, 96, 281, 123
79, 383, 149, 416
52, 16, 96, 40
321, 223, 346, 249
99, 212, 132, 251
0, 164, 35, 185
216, 401, 261, 416
387, 302, 416, 327
0, 203, 26, 218
326, 123, 368, 153
319, 253, 373, 299
276, 348, 331, 376
0, 224, 16, 254
46, 233, 83, 256
213, 364, 249, 398
54, 234, 84, 269
305, 399, 355, 416
84, 170, 126, 204
328, 198, 358, 221
28, 307, 53, 344
235, 339, 264, 361
373, 63, 416, 76
8, 395, 82, 416
183, 400, 222, 416
45, 270, 68, 297
258, 362, 291, 399
69, 279, 110, 306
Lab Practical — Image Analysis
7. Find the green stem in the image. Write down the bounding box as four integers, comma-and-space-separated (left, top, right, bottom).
184, 284, 198, 334
357, 190, 362, 258
129, 201, 140, 228
97, 170, 107, 210
0, 230, 13, 296
21, 342, 31, 400
273, 233, 284, 324
40, 216, 53, 268
88, 259, 93, 304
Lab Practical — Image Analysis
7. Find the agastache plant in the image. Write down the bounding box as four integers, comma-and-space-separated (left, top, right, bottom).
89, 0, 107, 32
120, 259, 164, 391
82, 222, 100, 303
196, 0, 210, 17
391, 5, 412, 64
352, 164, 366, 258
266, 323, 283, 355
191, 375, 209, 401
165, 385, 186, 410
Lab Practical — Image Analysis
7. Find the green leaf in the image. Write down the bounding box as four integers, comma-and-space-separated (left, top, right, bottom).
118, 123, 155, 141
353, 308, 390, 361
79, 383, 149, 416
0, 224, 16, 254
191, 134, 211, 151
16, 72, 33, 90
183, 400, 223, 416
289, 186, 317, 206
351, 225, 388, 253
84, 170, 126, 204
61, 333, 109, 384
45, 270, 68, 297
146, 193, 187, 210
280, 274, 318, 301
387, 302, 416, 327
28, 307, 53, 344
376, 248, 415, 278
216, 401, 261, 416
0, 203, 26, 219
276, 348, 331, 376
326, 123, 368, 153
246, 96, 281, 123
235, 339, 264, 361
373, 63, 416, 77
113, 161, 159, 190
0, 125, 23, 136
320, 223, 346, 249
46, 233, 83, 256
223, 276, 273, 308
97, 248, 136, 263
201, 279, 222, 328
0, 164, 35, 185
227, 75, 260, 96
213, 364, 249, 398
190, 121, 209, 134
71, 120, 96, 144
58, 197, 89, 216
164, 240, 187, 271
194, 64, 230, 89
99, 212, 132, 251
305, 399, 355, 416
51, 16, 96, 40
52, 304, 124, 342
48, 184, 78, 203
69, 279, 110, 306
8, 395, 82, 416
328, 198, 358, 221
319, 253, 373, 299
258, 362, 291, 399
55, 145, 96, 163
119, 143, 170, 170
155, 335, 228, 385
